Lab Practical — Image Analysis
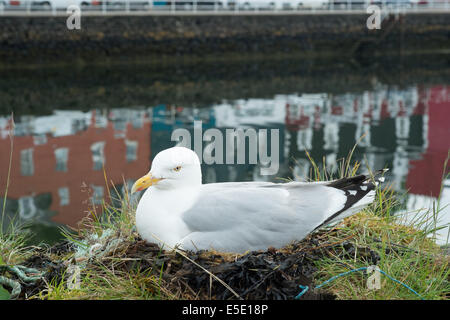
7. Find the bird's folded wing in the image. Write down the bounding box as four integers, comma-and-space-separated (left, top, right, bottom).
179, 182, 348, 251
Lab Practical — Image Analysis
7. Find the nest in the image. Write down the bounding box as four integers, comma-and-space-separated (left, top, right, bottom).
17, 229, 380, 300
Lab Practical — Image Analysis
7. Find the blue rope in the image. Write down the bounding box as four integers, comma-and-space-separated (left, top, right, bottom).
295, 266, 425, 300
376, 269, 424, 300
296, 284, 309, 298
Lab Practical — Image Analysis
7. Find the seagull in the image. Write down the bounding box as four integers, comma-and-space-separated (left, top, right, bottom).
131, 146, 386, 253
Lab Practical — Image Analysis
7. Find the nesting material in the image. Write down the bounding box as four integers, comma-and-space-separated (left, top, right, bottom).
16, 228, 382, 300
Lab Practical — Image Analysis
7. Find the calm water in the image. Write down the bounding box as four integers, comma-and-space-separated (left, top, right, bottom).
1, 56, 449, 245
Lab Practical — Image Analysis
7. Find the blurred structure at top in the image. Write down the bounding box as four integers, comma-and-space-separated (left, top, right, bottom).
0, 0, 449, 14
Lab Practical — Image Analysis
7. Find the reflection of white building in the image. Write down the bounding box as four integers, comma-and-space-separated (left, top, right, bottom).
392, 145, 410, 191
398, 179, 450, 245
214, 96, 286, 128
0, 109, 144, 139
28, 111, 91, 137
109, 108, 149, 130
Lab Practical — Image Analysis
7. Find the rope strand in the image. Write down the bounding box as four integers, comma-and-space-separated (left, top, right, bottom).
295, 266, 425, 300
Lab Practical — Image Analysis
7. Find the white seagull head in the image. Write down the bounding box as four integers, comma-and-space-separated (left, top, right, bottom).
131, 146, 202, 193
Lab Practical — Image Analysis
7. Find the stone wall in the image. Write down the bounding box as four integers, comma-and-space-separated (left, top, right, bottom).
0, 13, 449, 63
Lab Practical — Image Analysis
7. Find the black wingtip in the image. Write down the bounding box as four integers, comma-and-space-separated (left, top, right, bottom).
316, 169, 388, 229
326, 168, 388, 190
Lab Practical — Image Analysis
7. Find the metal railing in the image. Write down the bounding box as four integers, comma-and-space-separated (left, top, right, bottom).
0, 0, 449, 15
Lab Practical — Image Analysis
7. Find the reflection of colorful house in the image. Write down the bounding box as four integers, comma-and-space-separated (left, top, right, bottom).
282, 86, 446, 193
406, 86, 450, 197
0, 110, 152, 227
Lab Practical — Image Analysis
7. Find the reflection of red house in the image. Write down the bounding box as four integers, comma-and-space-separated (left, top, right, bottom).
285, 103, 310, 131
331, 105, 343, 115
397, 101, 407, 117
406, 86, 450, 197
363, 104, 373, 124
413, 86, 428, 116
380, 99, 390, 120
0, 111, 151, 227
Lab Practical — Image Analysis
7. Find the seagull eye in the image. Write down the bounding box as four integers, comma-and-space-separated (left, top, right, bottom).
173, 166, 182, 172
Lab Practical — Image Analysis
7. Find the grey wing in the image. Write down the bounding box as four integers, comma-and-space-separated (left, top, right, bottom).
179, 181, 349, 252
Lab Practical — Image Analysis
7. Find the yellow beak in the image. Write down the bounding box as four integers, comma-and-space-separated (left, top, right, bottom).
131, 174, 162, 194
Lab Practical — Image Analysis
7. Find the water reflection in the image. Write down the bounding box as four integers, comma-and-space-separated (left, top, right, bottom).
0, 110, 152, 229
0, 84, 449, 244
